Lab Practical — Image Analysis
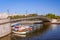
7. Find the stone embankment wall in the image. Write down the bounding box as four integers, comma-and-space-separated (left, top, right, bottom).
0, 19, 11, 37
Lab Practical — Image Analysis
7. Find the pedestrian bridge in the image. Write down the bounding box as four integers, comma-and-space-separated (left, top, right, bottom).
11, 16, 51, 22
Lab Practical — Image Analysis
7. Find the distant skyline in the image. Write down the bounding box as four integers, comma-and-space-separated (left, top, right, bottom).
0, 0, 60, 15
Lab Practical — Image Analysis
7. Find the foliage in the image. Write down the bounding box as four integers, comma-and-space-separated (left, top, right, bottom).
27, 13, 38, 17
8, 13, 60, 19
8, 13, 38, 19
45, 13, 55, 18
45, 13, 60, 19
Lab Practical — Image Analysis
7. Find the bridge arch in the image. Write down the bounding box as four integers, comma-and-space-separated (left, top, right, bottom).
11, 16, 51, 23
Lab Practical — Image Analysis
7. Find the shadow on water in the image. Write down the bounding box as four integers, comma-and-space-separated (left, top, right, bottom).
1, 23, 60, 40
0, 22, 51, 40
26, 24, 51, 37
11, 23, 51, 40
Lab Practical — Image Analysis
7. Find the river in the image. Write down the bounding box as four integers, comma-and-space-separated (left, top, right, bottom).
0, 24, 60, 40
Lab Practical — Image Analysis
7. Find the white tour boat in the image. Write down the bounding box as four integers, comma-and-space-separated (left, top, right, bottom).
12, 24, 32, 35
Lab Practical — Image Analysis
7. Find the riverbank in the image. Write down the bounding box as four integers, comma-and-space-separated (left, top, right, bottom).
51, 22, 60, 24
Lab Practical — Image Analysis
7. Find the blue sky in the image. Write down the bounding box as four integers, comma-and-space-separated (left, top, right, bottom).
0, 0, 60, 15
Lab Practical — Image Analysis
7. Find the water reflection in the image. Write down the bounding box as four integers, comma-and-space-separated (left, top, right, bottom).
26, 24, 50, 37
50, 24, 57, 30
11, 24, 50, 40
1, 24, 60, 40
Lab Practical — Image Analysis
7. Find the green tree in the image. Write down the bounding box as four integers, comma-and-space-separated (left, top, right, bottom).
27, 13, 38, 17
45, 13, 56, 19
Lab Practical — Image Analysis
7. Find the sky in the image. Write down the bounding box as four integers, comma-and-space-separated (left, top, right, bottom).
0, 0, 60, 15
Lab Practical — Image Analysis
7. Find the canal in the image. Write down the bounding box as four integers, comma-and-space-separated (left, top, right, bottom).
0, 24, 60, 40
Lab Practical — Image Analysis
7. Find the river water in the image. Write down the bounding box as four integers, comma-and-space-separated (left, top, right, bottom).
0, 24, 60, 40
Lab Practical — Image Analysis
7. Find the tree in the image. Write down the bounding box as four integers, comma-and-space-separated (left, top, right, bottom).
27, 13, 38, 17
45, 13, 56, 19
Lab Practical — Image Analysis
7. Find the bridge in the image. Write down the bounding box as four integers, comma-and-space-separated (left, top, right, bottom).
10, 16, 51, 23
